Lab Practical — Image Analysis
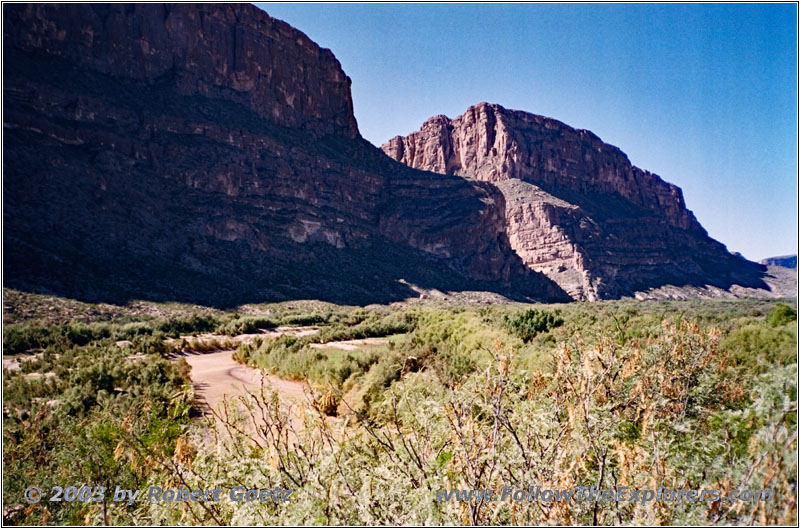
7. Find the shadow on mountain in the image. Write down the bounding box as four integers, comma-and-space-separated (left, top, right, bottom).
598, 256, 770, 299
3, 46, 573, 308
492, 178, 771, 299
3, 237, 572, 308
2, 27, 769, 308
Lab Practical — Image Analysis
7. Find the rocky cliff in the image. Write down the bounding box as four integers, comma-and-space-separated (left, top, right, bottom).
383, 103, 767, 299
5, 3, 358, 138
4, 4, 568, 305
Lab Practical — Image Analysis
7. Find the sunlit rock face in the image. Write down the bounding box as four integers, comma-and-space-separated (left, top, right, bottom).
383, 103, 767, 300
3, 4, 569, 305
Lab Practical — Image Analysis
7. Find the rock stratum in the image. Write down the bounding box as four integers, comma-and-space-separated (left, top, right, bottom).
3, 3, 774, 305
382, 103, 770, 300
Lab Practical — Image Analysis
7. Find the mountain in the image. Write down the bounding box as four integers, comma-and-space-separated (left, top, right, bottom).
382, 103, 769, 300
760, 255, 797, 269
3, 4, 772, 305
3, 3, 568, 306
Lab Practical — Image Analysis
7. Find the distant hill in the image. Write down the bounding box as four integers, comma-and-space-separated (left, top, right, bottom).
760, 255, 797, 268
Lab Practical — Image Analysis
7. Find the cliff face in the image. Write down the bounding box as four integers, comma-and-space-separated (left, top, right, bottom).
383, 103, 766, 300
4, 3, 358, 138
4, 4, 568, 305
383, 104, 696, 230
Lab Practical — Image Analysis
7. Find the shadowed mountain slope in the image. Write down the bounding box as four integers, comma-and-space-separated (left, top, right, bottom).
3, 3, 569, 306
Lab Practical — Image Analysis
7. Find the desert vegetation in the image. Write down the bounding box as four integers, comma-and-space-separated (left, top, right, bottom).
2, 292, 796, 525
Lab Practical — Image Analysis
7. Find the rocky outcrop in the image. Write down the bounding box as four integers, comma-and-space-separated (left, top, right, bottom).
3, 4, 568, 305
4, 3, 358, 138
383, 103, 767, 300
382, 104, 696, 229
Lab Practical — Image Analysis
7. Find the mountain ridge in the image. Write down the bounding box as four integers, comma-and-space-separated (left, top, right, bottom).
3, 3, 569, 306
382, 102, 768, 300
3, 3, 776, 304
760, 255, 797, 269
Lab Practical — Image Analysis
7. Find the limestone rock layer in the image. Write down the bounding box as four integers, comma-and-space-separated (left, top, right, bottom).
382, 103, 766, 299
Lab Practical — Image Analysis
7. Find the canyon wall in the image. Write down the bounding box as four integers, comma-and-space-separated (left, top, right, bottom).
383, 103, 766, 299
4, 4, 568, 305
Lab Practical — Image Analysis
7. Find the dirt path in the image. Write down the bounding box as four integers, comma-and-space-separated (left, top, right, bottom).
175, 349, 306, 418
170, 327, 351, 444
166, 327, 318, 434
3, 352, 46, 371
309, 337, 389, 351
165, 326, 319, 349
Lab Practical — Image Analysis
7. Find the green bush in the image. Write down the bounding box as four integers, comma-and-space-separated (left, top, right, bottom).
337, 308, 372, 327
280, 312, 331, 326
766, 303, 797, 327
114, 321, 156, 340
720, 322, 796, 372
3, 338, 192, 525
316, 316, 411, 343
134, 335, 175, 356
4, 321, 115, 354
217, 316, 276, 336
502, 308, 563, 343
3, 324, 50, 354
355, 353, 403, 415
156, 313, 219, 337
5, 296, 797, 525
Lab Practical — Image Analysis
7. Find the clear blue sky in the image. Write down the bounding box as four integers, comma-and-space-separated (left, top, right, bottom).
256, 3, 797, 261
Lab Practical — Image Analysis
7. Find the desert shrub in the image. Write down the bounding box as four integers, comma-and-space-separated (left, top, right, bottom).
6, 298, 797, 525
156, 313, 219, 337
341, 352, 403, 417
240, 333, 384, 389
502, 308, 563, 342
720, 321, 796, 372
63, 322, 108, 346
399, 309, 513, 387
114, 321, 156, 340
767, 303, 797, 327
316, 316, 412, 343
178, 336, 237, 353
3, 323, 50, 354
239, 335, 303, 375
133, 334, 175, 356
336, 308, 372, 326
4, 321, 117, 354
231, 345, 251, 364
173, 357, 192, 382
18, 355, 46, 374
306, 349, 382, 389
216, 315, 277, 336
280, 312, 330, 326
3, 339, 193, 525
166, 313, 795, 526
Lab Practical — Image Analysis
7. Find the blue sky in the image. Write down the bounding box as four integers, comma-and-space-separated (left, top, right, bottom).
256, 3, 797, 261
